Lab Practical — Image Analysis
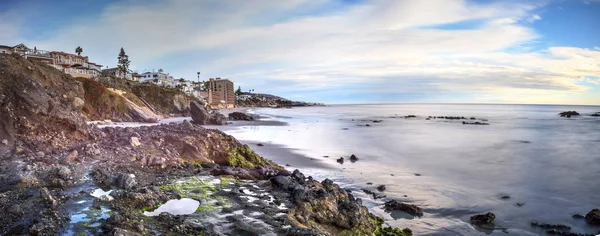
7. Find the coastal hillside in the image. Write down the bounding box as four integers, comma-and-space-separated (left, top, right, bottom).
0, 54, 409, 235
237, 92, 322, 108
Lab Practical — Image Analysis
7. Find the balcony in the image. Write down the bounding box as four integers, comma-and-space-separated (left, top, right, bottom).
23, 49, 51, 58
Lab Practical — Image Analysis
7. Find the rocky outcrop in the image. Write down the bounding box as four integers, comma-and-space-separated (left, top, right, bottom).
228, 112, 254, 121
384, 200, 423, 217
470, 212, 495, 225
559, 111, 580, 118
585, 209, 600, 225
0, 54, 90, 156
191, 101, 226, 125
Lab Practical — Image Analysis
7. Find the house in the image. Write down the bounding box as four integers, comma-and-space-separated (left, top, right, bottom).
205, 77, 235, 108
50, 51, 102, 78
1, 43, 102, 78
101, 67, 134, 80
140, 71, 175, 86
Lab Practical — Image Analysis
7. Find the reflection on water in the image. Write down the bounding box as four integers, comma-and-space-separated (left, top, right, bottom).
143, 198, 200, 216
219, 104, 600, 235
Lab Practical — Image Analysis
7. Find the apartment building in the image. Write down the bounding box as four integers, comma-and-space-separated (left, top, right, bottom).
206, 78, 235, 108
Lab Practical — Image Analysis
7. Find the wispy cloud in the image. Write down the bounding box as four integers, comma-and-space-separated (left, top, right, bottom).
6, 0, 600, 104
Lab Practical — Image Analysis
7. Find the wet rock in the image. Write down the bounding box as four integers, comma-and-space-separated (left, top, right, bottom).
56, 166, 71, 179
559, 111, 580, 118
110, 228, 143, 236
470, 212, 495, 225
277, 169, 292, 176
572, 214, 585, 219
292, 169, 305, 184
40, 187, 57, 206
366, 182, 373, 185
591, 112, 600, 117
228, 112, 254, 121
350, 154, 358, 162
271, 176, 293, 188
377, 185, 386, 192
462, 121, 490, 125
257, 143, 264, 146
114, 173, 137, 189
365, 124, 371, 127
516, 202, 525, 207
531, 222, 571, 230
414, 173, 421, 176
385, 200, 424, 217
500, 195, 510, 200
337, 157, 344, 164
130, 136, 141, 147
585, 209, 600, 225
63, 150, 78, 163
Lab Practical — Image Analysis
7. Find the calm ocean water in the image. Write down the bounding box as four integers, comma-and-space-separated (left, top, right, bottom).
220, 104, 600, 235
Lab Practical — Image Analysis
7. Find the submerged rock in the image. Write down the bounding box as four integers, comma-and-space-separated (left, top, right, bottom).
531, 222, 571, 230
585, 209, 600, 225
384, 200, 423, 217
470, 212, 495, 225
559, 111, 580, 118
377, 185, 386, 192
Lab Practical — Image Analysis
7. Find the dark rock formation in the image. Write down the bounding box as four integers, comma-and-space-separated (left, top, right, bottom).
377, 185, 386, 192
190, 101, 226, 125
228, 112, 254, 121
531, 222, 571, 230
470, 212, 495, 225
585, 209, 600, 225
591, 112, 600, 117
350, 154, 358, 162
337, 157, 344, 164
559, 111, 580, 118
384, 200, 423, 217
462, 121, 490, 125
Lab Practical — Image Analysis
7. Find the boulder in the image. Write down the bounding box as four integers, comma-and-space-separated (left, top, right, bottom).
130, 137, 141, 147
384, 200, 423, 217
228, 112, 254, 121
470, 212, 495, 225
63, 150, 79, 163
337, 157, 344, 164
40, 187, 57, 206
114, 173, 137, 189
56, 166, 71, 179
182, 119, 193, 129
190, 101, 210, 124
377, 185, 386, 192
350, 154, 358, 162
585, 209, 600, 225
271, 176, 292, 187
208, 111, 227, 125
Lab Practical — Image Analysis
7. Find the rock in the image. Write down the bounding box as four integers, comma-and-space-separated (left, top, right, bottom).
377, 185, 386, 192
1, 139, 7, 145
228, 112, 254, 121
111, 228, 143, 236
366, 182, 373, 185
531, 222, 571, 230
36, 151, 45, 157
56, 166, 71, 179
559, 111, 580, 117
208, 110, 227, 125
40, 187, 57, 206
72, 97, 85, 108
190, 101, 210, 124
114, 173, 137, 189
271, 176, 293, 187
257, 143, 264, 146
337, 157, 344, 164
591, 112, 600, 117
63, 150, 78, 163
585, 209, 600, 225
365, 124, 371, 127
130, 136, 141, 147
572, 214, 585, 219
470, 212, 495, 225
414, 173, 421, 176
277, 169, 292, 176
18, 174, 39, 187
350, 154, 358, 162
385, 200, 423, 217
500, 195, 510, 200
292, 169, 306, 184
182, 119, 193, 129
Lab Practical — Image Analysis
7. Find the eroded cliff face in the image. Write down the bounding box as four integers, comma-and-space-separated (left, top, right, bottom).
0, 54, 90, 156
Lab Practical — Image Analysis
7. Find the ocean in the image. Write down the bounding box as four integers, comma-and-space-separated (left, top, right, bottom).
217, 104, 600, 235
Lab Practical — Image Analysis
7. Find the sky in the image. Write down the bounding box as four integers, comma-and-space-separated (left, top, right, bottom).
1, 0, 599, 105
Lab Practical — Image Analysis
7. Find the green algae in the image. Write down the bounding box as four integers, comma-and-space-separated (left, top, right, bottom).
157, 177, 231, 214
371, 216, 412, 236
227, 145, 268, 168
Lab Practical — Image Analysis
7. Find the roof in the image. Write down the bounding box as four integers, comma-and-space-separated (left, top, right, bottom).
0, 45, 11, 49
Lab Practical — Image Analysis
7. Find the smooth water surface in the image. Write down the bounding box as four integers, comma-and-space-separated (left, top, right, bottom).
220, 104, 600, 235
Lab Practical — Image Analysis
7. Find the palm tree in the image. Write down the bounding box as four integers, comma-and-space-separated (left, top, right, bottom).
75, 46, 83, 56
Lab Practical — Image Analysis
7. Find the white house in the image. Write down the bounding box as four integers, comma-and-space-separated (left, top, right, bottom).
140, 71, 175, 86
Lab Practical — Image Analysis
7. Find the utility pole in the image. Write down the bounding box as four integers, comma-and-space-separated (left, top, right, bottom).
197, 72, 200, 83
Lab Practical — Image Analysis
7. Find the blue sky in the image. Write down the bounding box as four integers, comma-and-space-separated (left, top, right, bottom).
1, 0, 599, 105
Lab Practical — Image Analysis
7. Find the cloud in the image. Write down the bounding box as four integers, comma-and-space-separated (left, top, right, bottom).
10, 0, 600, 104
